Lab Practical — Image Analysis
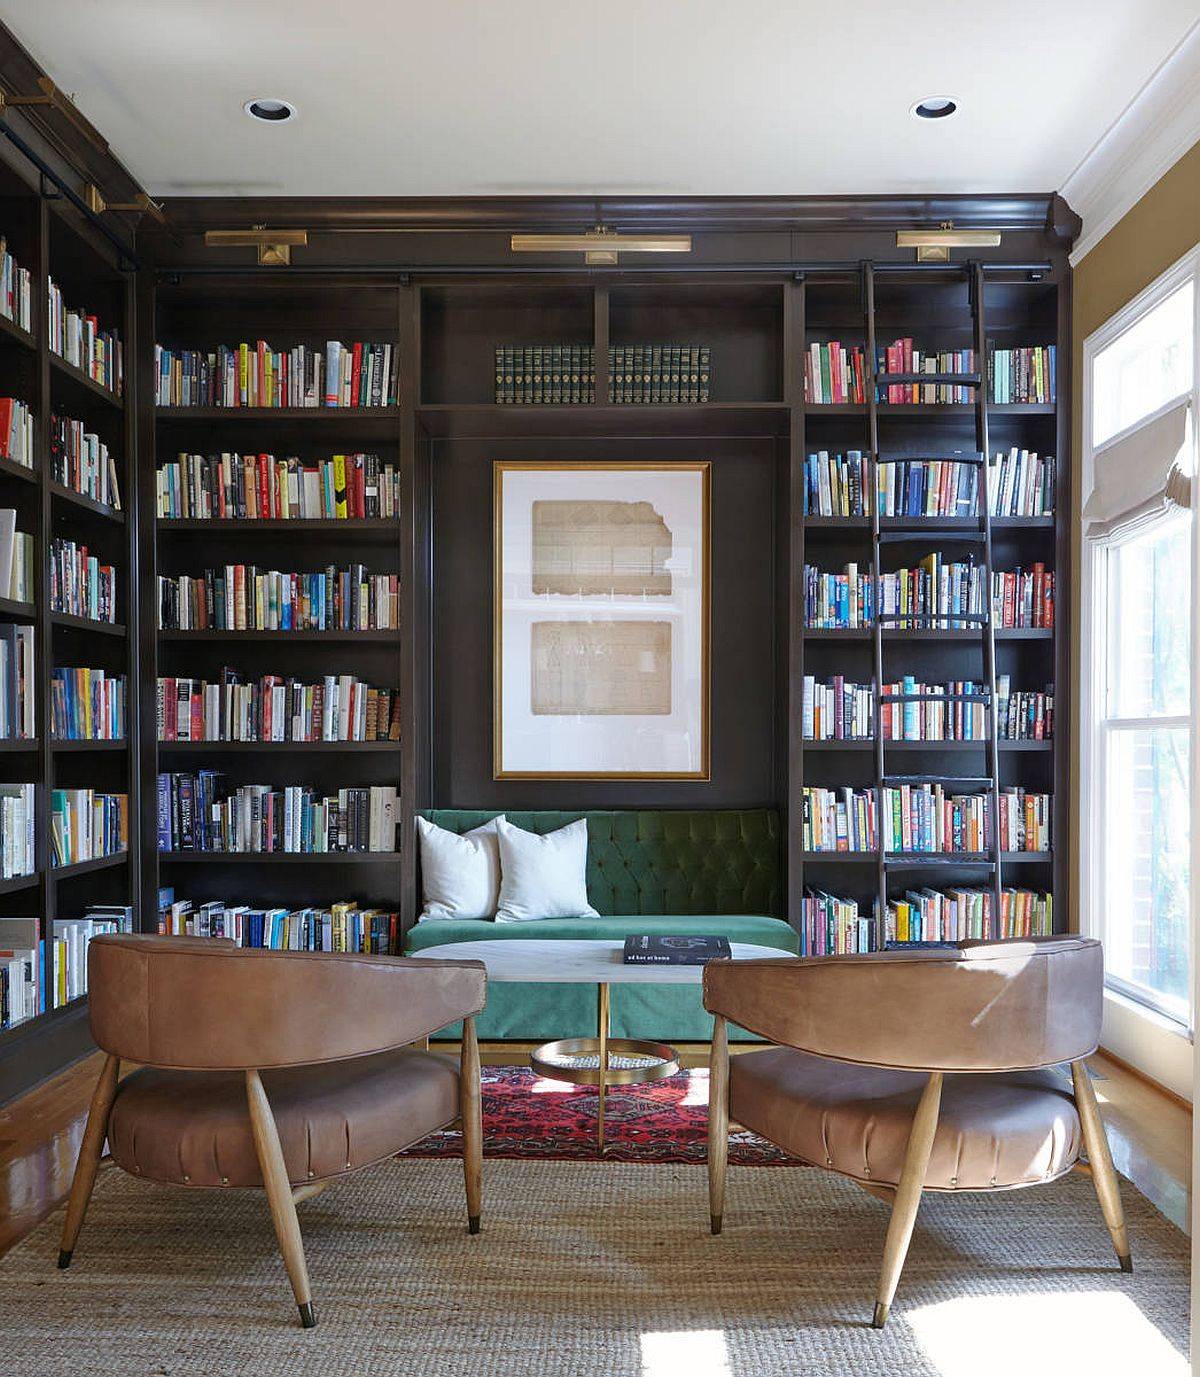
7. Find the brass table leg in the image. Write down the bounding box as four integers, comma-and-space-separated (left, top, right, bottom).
597, 982, 610, 1153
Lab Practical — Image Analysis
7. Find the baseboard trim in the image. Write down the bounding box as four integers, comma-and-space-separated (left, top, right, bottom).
1096, 1044, 1192, 1111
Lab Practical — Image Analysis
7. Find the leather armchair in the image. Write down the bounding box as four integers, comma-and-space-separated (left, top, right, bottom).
703, 936, 1130, 1328
58, 934, 487, 1328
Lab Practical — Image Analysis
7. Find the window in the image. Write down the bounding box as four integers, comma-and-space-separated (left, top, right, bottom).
1083, 247, 1197, 1031
1094, 515, 1191, 1020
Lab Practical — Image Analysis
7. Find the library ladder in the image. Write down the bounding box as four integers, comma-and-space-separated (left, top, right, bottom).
863, 260, 1004, 941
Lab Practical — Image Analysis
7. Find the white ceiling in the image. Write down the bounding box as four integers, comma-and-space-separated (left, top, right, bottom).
3, 1, 1199, 200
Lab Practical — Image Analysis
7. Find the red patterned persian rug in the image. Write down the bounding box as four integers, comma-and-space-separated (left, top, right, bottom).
403, 1064, 797, 1165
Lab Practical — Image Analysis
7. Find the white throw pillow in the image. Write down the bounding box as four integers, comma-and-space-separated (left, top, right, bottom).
494, 817, 600, 923
417, 815, 505, 922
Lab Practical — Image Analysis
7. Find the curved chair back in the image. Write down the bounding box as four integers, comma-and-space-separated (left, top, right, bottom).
703, 936, 1102, 1072
88, 933, 487, 1070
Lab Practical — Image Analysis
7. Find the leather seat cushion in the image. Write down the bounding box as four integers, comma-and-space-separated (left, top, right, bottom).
730, 1047, 1081, 1191
107, 1048, 459, 1188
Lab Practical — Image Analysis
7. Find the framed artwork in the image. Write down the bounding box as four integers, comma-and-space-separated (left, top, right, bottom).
494, 460, 710, 779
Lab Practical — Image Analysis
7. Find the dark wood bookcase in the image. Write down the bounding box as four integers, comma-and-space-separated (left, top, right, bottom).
0, 178, 1076, 1101
0, 154, 139, 1093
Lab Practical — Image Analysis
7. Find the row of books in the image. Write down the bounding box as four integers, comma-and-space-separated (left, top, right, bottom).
799, 886, 1053, 955
0, 782, 34, 877
51, 667, 126, 742
0, 917, 38, 1028
50, 788, 128, 867
803, 558, 1054, 630
154, 341, 399, 409
885, 887, 1052, 944
878, 342, 978, 404
48, 280, 122, 395
880, 784, 1051, 854
801, 675, 1052, 743
156, 566, 399, 632
803, 341, 1056, 408
0, 624, 34, 740
800, 891, 878, 955
987, 448, 1056, 518
987, 345, 1056, 404
608, 346, 711, 404
50, 908, 134, 1008
156, 452, 400, 521
994, 566, 1055, 629
50, 538, 118, 624
0, 238, 31, 332
802, 448, 1056, 520
158, 891, 399, 953
804, 343, 868, 405
0, 512, 33, 605
50, 415, 122, 511
494, 345, 595, 405
156, 673, 401, 743
801, 783, 1051, 853
0, 398, 34, 468
156, 773, 399, 854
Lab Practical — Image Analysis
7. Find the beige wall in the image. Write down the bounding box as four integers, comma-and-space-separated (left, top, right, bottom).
1070, 140, 1200, 928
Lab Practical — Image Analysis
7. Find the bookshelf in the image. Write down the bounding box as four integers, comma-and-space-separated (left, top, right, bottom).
0, 153, 139, 1084
138, 276, 412, 940
0, 172, 1074, 1098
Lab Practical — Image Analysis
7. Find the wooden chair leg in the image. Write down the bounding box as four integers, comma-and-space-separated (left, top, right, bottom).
58, 1053, 119, 1268
873, 1071, 943, 1329
708, 1014, 729, 1235
245, 1070, 316, 1329
461, 1016, 482, 1234
1072, 1060, 1132, 1272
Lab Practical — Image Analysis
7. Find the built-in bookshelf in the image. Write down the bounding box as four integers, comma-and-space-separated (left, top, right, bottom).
0, 165, 1074, 1097
140, 277, 410, 952
0, 154, 138, 1079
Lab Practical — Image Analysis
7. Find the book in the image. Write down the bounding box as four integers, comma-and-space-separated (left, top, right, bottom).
987, 344, 1056, 404
158, 894, 399, 953
0, 398, 34, 468
51, 667, 125, 741
804, 343, 867, 404
0, 237, 32, 331
157, 774, 398, 854
155, 672, 398, 743
0, 782, 35, 877
877, 888, 1052, 943
874, 341, 976, 404
49, 788, 128, 867
48, 279, 122, 393
51, 414, 121, 510
987, 448, 1056, 517
495, 345, 596, 404
801, 892, 875, 955
156, 565, 398, 632
623, 934, 731, 965
154, 341, 398, 408
50, 538, 117, 622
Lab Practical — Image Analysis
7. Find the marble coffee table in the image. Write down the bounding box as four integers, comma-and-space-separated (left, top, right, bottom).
411, 938, 787, 1150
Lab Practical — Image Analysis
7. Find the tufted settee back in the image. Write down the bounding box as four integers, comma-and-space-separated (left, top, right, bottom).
421, 809, 782, 917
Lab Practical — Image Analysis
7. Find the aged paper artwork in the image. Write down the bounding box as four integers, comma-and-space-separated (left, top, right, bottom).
531, 620, 672, 716
531, 500, 673, 596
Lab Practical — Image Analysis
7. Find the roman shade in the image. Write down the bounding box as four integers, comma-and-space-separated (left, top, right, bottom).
1084, 397, 1192, 537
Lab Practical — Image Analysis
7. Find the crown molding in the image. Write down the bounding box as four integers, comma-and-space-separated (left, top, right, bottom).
1063, 19, 1200, 266
155, 192, 1071, 237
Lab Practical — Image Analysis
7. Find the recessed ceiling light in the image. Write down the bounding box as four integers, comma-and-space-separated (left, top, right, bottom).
912, 96, 957, 120
244, 98, 297, 123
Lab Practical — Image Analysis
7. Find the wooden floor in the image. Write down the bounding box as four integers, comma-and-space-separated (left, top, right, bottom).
0, 1047, 1190, 1260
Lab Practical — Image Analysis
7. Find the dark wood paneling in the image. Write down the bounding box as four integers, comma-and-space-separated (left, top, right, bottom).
432, 437, 778, 810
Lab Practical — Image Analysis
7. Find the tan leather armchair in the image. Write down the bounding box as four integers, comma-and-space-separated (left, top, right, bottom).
58, 934, 487, 1328
703, 936, 1129, 1328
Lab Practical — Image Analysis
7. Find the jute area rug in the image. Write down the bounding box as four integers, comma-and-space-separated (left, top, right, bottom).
0, 1156, 1187, 1377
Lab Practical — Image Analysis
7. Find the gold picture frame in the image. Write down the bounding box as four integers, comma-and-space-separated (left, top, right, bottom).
494, 460, 711, 780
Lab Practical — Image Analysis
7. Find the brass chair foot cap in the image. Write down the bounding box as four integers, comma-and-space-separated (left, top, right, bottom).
468, 1215, 481, 1235
1119, 1253, 1133, 1273
872, 1303, 889, 1329
298, 1302, 317, 1329
710, 1216, 723, 1235
57, 1249, 72, 1270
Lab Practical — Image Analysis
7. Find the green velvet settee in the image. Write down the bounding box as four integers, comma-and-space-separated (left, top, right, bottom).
405, 808, 798, 1042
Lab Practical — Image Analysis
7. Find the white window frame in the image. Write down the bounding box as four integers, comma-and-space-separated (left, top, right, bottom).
1081, 242, 1199, 1053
